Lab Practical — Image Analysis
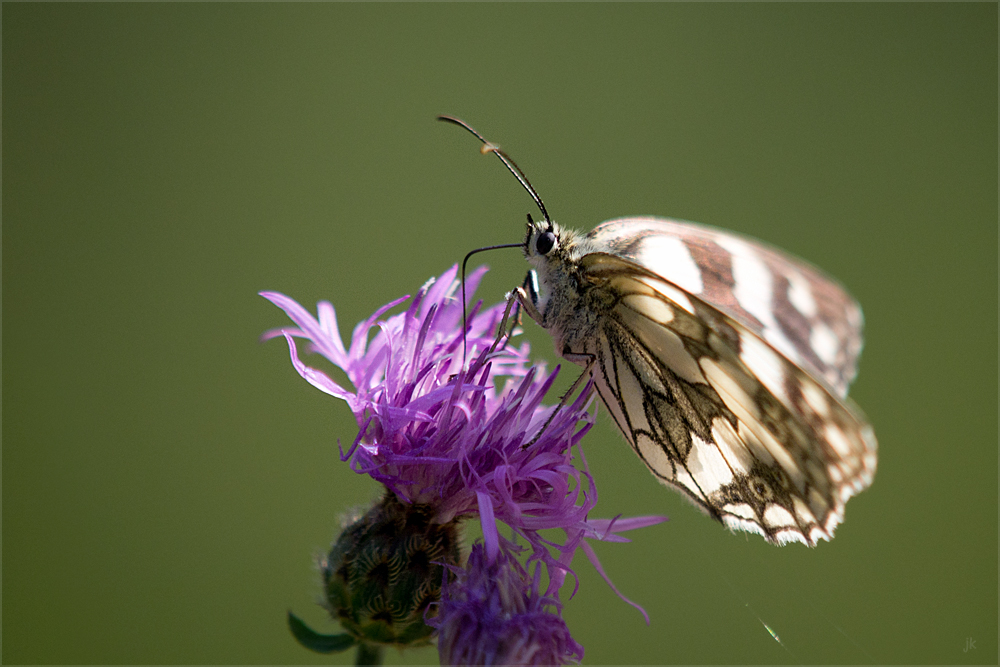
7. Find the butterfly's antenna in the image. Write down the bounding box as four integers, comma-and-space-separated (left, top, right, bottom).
461, 242, 524, 363
437, 115, 553, 231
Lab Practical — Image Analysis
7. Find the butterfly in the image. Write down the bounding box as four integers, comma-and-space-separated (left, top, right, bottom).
440, 116, 877, 546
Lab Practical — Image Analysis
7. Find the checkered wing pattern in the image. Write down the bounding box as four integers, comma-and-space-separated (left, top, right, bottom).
577, 249, 876, 546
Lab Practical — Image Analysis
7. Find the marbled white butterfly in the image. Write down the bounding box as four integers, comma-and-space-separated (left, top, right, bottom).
441, 117, 877, 547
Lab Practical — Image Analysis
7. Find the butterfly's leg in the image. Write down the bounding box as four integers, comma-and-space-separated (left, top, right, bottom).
486, 274, 545, 355
513, 273, 545, 326
485, 290, 525, 355
505, 271, 536, 330
486, 269, 550, 356
522, 355, 596, 449
518, 270, 542, 321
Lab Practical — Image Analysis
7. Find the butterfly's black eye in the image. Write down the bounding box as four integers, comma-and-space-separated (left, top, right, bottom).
535, 230, 556, 255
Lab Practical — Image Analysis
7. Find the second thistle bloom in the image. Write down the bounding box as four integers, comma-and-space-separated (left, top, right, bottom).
433, 540, 583, 666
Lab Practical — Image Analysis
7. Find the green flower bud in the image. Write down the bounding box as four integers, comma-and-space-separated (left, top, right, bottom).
310, 491, 462, 650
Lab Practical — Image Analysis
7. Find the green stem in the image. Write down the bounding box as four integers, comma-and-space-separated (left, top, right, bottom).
355, 643, 383, 666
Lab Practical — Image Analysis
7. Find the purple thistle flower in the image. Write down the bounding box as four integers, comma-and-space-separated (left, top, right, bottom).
262, 266, 667, 658
263, 267, 594, 567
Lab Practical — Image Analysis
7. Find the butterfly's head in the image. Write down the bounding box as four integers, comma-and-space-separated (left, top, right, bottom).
524, 214, 554, 255
523, 214, 571, 266
522, 214, 588, 290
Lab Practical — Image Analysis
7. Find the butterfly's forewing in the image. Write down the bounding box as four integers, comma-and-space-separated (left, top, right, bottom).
576, 249, 876, 546
587, 217, 864, 398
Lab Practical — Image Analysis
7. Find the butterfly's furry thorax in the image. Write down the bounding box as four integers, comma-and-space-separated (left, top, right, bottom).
523, 221, 614, 361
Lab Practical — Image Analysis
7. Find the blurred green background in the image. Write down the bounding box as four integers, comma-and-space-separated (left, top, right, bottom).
4, 4, 996, 665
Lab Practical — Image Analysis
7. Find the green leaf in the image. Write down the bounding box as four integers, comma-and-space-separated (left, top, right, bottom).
287, 611, 356, 654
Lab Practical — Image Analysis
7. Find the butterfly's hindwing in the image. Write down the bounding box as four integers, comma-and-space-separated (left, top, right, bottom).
576, 252, 876, 546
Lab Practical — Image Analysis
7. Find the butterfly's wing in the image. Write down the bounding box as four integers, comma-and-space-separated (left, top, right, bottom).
578, 252, 876, 546
587, 217, 864, 398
